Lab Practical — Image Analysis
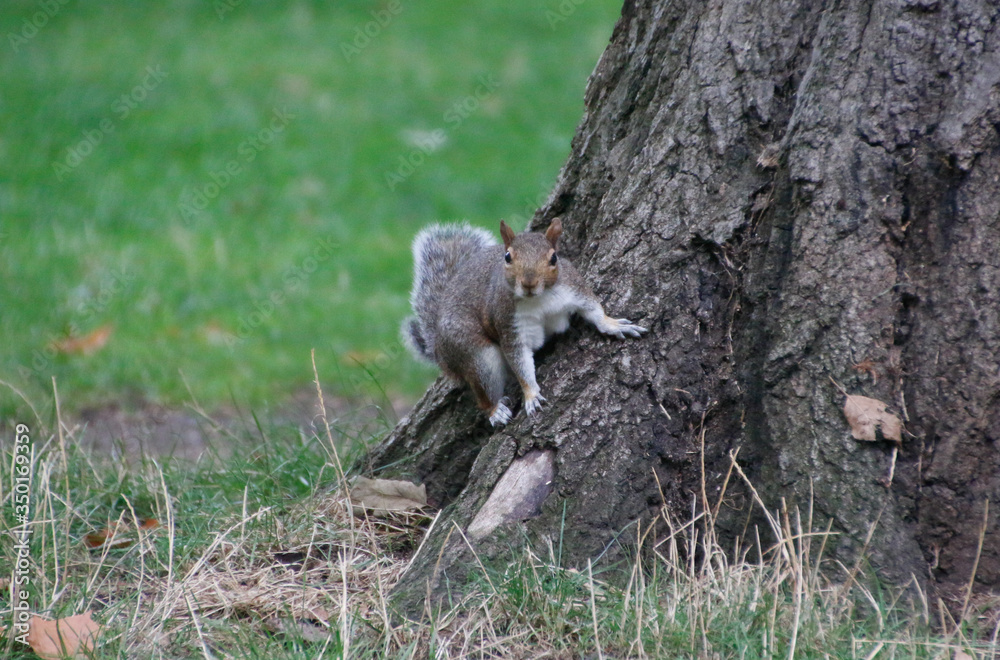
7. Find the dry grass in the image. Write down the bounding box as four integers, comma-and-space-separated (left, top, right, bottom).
122, 494, 423, 656
2, 387, 998, 658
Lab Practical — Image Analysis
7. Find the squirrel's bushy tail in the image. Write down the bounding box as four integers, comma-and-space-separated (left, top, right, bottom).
403, 223, 497, 362
401, 315, 431, 362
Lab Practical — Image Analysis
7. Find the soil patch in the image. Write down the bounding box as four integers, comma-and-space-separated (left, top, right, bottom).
2, 389, 415, 462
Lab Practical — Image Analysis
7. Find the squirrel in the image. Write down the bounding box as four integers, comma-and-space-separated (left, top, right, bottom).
402, 218, 647, 426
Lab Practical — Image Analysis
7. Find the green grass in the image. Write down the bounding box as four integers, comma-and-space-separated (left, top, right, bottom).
0, 0, 621, 417
1, 416, 993, 658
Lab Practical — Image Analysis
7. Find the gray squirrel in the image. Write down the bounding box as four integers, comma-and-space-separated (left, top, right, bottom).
402, 218, 647, 426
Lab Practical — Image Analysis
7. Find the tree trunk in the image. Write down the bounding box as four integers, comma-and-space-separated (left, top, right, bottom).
363, 0, 1000, 610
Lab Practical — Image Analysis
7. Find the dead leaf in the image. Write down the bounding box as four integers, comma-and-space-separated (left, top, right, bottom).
843, 395, 902, 443
308, 606, 333, 622
84, 518, 160, 550
350, 477, 427, 514
851, 359, 879, 384
26, 612, 100, 660
52, 325, 113, 356
953, 651, 974, 660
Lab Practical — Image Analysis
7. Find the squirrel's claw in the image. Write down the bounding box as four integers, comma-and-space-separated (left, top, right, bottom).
524, 391, 546, 417
616, 319, 648, 337
489, 399, 513, 426
600, 316, 648, 338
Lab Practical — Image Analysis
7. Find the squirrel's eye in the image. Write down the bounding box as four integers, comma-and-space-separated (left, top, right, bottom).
550, 253, 558, 266
504, 251, 512, 264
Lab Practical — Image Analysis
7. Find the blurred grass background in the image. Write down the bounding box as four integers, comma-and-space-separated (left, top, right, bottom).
0, 0, 620, 418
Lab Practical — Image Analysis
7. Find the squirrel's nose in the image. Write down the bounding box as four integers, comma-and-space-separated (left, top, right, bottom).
521, 279, 538, 293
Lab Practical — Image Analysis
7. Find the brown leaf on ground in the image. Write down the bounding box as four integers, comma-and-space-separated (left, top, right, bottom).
843, 395, 903, 443
26, 612, 100, 660
52, 325, 113, 356
84, 517, 160, 550
350, 477, 427, 514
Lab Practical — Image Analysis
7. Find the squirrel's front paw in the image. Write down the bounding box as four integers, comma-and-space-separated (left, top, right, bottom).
488, 398, 513, 426
523, 390, 546, 417
599, 315, 648, 339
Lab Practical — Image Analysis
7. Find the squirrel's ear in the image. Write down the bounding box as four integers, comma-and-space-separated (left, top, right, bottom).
545, 217, 563, 248
500, 220, 516, 248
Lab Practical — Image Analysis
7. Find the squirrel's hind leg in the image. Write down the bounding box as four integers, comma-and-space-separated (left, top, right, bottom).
487, 398, 513, 426
461, 343, 511, 426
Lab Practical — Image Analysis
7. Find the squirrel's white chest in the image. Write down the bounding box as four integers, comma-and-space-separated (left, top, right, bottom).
513, 284, 585, 351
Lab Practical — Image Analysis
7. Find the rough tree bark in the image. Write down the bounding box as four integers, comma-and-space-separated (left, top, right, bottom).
363, 0, 1000, 610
